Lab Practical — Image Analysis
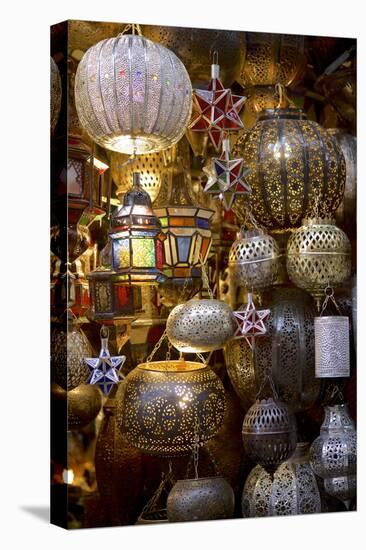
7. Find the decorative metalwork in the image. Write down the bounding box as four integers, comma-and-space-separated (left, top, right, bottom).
166, 298, 236, 353
117, 360, 225, 456
225, 287, 320, 413
239, 33, 306, 87
233, 292, 270, 350
242, 443, 321, 517
232, 108, 346, 230
228, 226, 280, 290
242, 383, 297, 473
109, 173, 166, 285
315, 317, 350, 378
167, 477, 235, 522
240, 85, 282, 129
323, 475, 356, 506
85, 327, 126, 396
75, 33, 192, 154
286, 218, 352, 308
142, 26, 243, 86
51, 324, 91, 391
51, 57, 61, 132
67, 384, 102, 430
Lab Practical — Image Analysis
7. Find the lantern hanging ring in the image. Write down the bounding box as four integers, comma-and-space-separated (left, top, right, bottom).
100, 325, 109, 339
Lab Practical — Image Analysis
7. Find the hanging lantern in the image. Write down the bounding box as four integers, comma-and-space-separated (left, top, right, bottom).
75, 32, 192, 155
225, 287, 321, 412
238, 33, 306, 87
286, 218, 351, 308
166, 299, 235, 353
309, 404, 356, 480
240, 86, 283, 129
153, 151, 214, 304
242, 386, 297, 473
228, 226, 279, 290
117, 360, 225, 457
51, 323, 91, 391
315, 316, 350, 378
109, 173, 166, 286
52, 383, 102, 431
51, 57, 62, 132
323, 475, 356, 506
143, 26, 243, 86
232, 108, 346, 230
167, 477, 235, 522
242, 442, 321, 517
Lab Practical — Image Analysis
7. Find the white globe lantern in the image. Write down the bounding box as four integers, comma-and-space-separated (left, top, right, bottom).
75, 33, 192, 155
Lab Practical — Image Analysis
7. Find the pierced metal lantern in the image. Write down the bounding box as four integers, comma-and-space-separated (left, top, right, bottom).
286, 218, 352, 308
51, 324, 91, 391
240, 85, 283, 129
50, 383, 103, 431
228, 227, 279, 290
225, 287, 320, 412
239, 33, 306, 87
51, 57, 61, 132
310, 404, 356, 480
315, 316, 350, 378
166, 299, 236, 353
109, 173, 166, 286
153, 155, 213, 302
324, 475, 356, 506
242, 443, 321, 517
242, 397, 297, 473
232, 109, 346, 230
167, 477, 235, 522
75, 33, 192, 154
117, 360, 225, 457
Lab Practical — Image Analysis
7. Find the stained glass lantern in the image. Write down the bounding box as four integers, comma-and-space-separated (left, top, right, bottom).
51, 57, 62, 132
109, 173, 166, 285
153, 153, 214, 301
75, 33, 192, 155
232, 108, 346, 230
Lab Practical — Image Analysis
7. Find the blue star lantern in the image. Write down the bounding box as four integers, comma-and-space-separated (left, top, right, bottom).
84, 327, 126, 396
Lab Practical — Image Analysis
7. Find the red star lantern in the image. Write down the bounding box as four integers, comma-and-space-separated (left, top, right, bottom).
233, 292, 270, 349
203, 138, 251, 210
189, 63, 246, 151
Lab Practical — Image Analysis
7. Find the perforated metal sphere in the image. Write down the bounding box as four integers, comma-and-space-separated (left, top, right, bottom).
166, 299, 236, 353
51, 326, 91, 391
75, 34, 192, 154
51, 57, 62, 131
323, 475, 356, 504
110, 150, 164, 201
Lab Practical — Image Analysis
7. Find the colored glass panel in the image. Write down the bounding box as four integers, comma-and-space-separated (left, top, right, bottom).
132, 238, 155, 267
113, 238, 130, 270
177, 237, 190, 263
197, 218, 210, 229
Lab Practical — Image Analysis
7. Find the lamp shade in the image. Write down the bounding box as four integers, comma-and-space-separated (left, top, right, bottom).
75, 34, 192, 154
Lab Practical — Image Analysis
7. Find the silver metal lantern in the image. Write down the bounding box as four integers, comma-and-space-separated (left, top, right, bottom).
75, 33, 192, 154
314, 316, 350, 378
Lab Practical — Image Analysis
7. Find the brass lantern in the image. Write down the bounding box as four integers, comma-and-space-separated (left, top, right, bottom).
232, 108, 346, 230
109, 173, 166, 286
153, 152, 214, 305
117, 360, 225, 457
286, 218, 351, 308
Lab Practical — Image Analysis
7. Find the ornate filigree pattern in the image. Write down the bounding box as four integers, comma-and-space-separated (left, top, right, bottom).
110, 151, 165, 201
117, 361, 225, 456
232, 109, 346, 230
315, 316, 350, 378
51, 57, 62, 132
167, 477, 235, 522
51, 326, 91, 391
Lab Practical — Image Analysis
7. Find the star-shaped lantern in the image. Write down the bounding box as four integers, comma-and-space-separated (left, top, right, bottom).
203, 138, 251, 210
189, 61, 246, 151
233, 293, 270, 350
84, 326, 126, 396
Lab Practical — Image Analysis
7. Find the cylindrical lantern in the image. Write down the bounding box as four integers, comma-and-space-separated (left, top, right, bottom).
225, 287, 321, 412
242, 443, 321, 517
51, 57, 62, 132
117, 360, 225, 457
239, 33, 306, 87
51, 324, 91, 391
109, 173, 166, 285
315, 316, 350, 378
242, 397, 297, 473
286, 218, 351, 307
232, 109, 346, 230
167, 477, 235, 522
228, 226, 279, 290
310, 404, 356, 479
166, 299, 236, 353
75, 33, 192, 154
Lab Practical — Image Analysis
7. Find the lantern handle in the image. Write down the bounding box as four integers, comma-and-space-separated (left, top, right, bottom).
319, 284, 342, 317
140, 461, 175, 517
329, 384, 345, 405
255, 374, 279, 401
100, 324, 109, 340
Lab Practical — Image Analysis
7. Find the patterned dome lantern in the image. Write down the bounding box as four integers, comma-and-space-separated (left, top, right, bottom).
286, 217, 351, 309
75, 32, 192, 154
232, 108, 346, 230
117, 360, 225, 457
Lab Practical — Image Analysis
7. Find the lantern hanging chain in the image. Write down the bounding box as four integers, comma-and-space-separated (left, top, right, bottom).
199, 254, 214, 299
255, 373, 279, 401
177, 267, 193, 304
141, 461, 174, 515
146, 329, 168, 364
193, 417, 201, 480
329, 383, 345, 405
120, 23, 143, 36
319, 284, 342, 317
275, 83, 295, 108
195, 350, 213, 365
166, 339, 172, 362
204, 445, 221, 477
